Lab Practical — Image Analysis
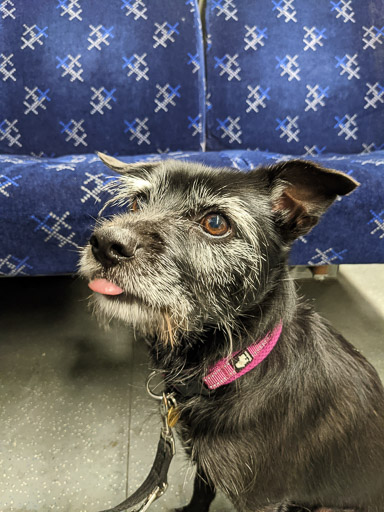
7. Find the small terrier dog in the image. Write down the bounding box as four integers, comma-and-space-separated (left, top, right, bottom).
80, 153, 384, 512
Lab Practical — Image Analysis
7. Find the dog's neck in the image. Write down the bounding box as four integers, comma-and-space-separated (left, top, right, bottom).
149, 266, 296, 384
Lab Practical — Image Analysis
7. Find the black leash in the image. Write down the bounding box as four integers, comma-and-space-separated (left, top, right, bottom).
97, 390, 177, 512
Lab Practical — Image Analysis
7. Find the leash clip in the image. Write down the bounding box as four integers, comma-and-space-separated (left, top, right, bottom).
146, 370, 164, 400
160, 393, 176, 456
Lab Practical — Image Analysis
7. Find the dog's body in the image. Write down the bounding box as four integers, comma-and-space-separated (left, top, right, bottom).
80, 155, 384, 512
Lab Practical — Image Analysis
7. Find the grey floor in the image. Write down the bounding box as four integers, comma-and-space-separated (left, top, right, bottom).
1, 265, 383, 512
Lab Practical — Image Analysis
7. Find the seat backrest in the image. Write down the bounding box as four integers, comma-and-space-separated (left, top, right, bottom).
0, 0, 205, 156
204, 0, 384, 155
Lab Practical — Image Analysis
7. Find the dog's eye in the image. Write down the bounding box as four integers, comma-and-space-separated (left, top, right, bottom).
131, 194, 148, 212
201, 214, 231, 237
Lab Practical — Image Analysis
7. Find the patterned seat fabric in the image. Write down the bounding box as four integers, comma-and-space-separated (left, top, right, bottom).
1, 1, 383, 276
0, 0, 205, 156
1, 150, 383, 276
205, 0, 384, 155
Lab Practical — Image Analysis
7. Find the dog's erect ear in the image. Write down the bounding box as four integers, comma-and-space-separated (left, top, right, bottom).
265, 160, 359, 239
97, 152, 158, 174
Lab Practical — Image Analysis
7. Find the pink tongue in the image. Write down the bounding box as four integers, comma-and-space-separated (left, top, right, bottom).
88, 279, 124, 296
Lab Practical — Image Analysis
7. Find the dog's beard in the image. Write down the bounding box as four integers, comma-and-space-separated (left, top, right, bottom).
89, 291, 196, 347
80, 245, 198, 346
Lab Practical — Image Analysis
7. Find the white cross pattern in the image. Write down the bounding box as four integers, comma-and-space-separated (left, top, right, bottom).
185, 0, 195, 13
362, 25, 384, 50
246, 85, 270, 113
154, 84, 181, 112
87, 25, 114, 51
335, 53, 360, 80
56, 54, 84, 82
44, 163, 76, 172
124, 118, 151, 146
21, 24, 48, 50
0, 255, 32, 276
90, 87, 117, 115
57, 0, 82, 21
369, 210, 384, 240
305, 84, 329, 112
0, 119, 22, 148
330, 1, 355, 23
31, 211, 79, 248
361, 142, 376, 154
0, 173, 21, 197
68, 155, 89, 164
1, 156, 32, 164
275, 54, 300, 81
123, 53, 149, 81
59, 119, 88, 147
303, 145, 326, 157
227, 155, 247, 170
0, 53, 16, 82
80, 172, 114, 204
187, 53, 200, 74
212, 0, 238, 21
24, 86, 51, 115
364, 82, 384, 109
244, 25, 268, 51
358, 156, 384, 166
1, 0, 16, 19
121, 0, 148, 20
188, 114, 202, 136
334, 114, 358, 140
272, 0, 297, 23
153, 21, 179, 49
214, 54, 241, 81
303, 26, 327, 51
217, 117, 242, 144
276, 116, 300, 143
308, 247, 347, 265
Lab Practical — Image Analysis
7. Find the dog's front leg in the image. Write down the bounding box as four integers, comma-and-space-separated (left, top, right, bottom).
175, 467, 216, 512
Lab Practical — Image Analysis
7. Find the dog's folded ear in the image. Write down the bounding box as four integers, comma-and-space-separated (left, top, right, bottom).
96, 152, 158, 175
266, 160, 359, 239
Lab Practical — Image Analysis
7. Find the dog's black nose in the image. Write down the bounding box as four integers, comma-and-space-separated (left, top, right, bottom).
90, 229, 136, 268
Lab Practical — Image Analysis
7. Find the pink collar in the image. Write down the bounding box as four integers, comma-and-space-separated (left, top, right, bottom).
203, 322, 283, 390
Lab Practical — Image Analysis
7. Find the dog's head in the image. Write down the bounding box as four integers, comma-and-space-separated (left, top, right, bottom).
79, 154, 358, 345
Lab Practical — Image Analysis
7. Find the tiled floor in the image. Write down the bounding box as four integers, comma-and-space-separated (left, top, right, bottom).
1, 265, 383, 512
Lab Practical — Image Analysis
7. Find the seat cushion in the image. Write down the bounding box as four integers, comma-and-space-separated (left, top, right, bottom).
0, 0, 205, 156
0, 150, 383, 276
204, 0, 384, 155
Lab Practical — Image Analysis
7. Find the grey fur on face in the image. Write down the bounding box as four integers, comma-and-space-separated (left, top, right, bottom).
80, 157, 281, 347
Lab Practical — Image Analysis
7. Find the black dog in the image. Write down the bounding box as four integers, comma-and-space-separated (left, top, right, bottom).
80, 154, 384, 512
